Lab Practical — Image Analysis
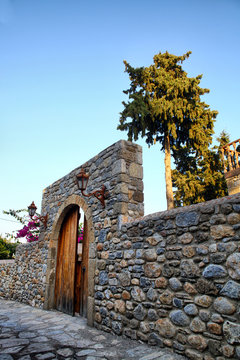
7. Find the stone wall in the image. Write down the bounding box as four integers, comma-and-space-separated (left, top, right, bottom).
41, 139, 144, 235
0, 140, 144, 312
41, 140, 144, 315
0, 239, 48, 307
94, 193, 240, 360
0, 140, 240, 359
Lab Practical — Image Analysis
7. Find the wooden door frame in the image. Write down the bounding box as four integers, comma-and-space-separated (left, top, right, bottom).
44, 195, 95, 326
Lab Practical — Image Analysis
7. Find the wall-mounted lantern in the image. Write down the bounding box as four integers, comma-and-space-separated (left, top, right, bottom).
76, 168, 107, 208
28, 201, 48, 229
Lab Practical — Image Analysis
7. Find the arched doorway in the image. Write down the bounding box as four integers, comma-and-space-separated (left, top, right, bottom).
54, 205, 89, 317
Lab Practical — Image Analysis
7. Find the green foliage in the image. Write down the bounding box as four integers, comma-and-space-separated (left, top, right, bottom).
172, 131, 229, 206
118, 51, 218, 208
118, 51, 217, 151
0, 235, 19, 260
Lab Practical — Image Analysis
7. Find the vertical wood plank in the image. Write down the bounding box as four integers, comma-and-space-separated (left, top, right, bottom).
55, 206, 79, 315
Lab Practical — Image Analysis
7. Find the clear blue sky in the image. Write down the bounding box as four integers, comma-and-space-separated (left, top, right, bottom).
1, 0, 240, 236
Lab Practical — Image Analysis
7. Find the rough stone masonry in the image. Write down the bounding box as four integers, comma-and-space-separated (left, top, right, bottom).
1, 140, 240, 360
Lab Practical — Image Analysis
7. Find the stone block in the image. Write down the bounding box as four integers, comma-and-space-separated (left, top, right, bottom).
223, 320, 240, 344
176, 211, 199, 227
112, 159, 126, 175
210, 224, 235, 240
226, 253, 240, 280
129, 163, 143, 179
170, 310, 190, 327
155, 318, 177, 339
214, 297, 236, 315
220, 280, 240, 299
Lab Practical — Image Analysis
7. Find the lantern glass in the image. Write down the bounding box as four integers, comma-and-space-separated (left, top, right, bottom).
28, 201, 37, 218
77, 169, 89, 191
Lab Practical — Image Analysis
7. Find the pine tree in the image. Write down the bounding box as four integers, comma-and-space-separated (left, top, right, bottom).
117, 51, 218, 209
172, 131, 229, 206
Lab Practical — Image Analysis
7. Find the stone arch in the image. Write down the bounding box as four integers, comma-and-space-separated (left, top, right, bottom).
44, 194, 95, 325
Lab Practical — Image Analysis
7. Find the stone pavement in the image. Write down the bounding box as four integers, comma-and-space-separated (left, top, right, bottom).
0, 299, 186, 360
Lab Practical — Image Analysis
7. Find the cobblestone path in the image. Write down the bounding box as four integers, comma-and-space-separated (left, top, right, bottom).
0, 299, 186, 360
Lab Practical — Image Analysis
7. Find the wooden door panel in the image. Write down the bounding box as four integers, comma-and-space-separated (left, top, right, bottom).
55, 207, 79, 315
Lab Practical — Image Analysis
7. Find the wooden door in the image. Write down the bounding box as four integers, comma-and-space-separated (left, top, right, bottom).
75, 215, 89, 317
55, 206, 79, 315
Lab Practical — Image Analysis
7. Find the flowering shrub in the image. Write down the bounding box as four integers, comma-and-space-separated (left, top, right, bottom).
78, 223, 84, 243
3, 209, 40, 243
16, 217, 40, 242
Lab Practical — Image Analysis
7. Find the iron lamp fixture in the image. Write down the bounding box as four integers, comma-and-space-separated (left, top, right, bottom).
28, 201, 48, 229
76, 168, 107, 208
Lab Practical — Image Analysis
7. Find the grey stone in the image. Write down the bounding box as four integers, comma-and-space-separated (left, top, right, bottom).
76, 349, 96, 357
202, 264, 227, 278
210, 214, 226, 225
190, 317, 206, 333
155, 318, 177, 339
214, 297, 236, 315
195, 295, 212, 307
180, 259, 200, 278
220, 280, 240, 299
22, 344, 55, 354
236, 346, 240, 359
185, 349, 203, 360
169, 310, 190, 326
210, 253, 226, 264
233, 204, 240, 213
223, 320, 240, 344
0, 346, 25, 354
184, 304, 198, 316
98, 229, 107, 243
172, 298, 183, 308
139, 352, 165, 360
118, 272, 131, 286
112, 320, 122, 335
148, 332, 163, 346
146, 288, 157, 301
99, 271, 108, 285
56, 348, 74, 357
95, 291, 104, 300
226, 253, 240, 280
208, 339, 221, 356
124, 249, 135, 259
0, 356, 14, 360
35, 354, 56, 360
188, 334, 207, 351
169, 277, 182, 291
176, 211, 199, 227
199, 309, 210, 322
221, 203, 233, 214
133, 304, 146, 321
18, 331, 37, 339
143, 249, 157, 261
211, 312, 223, 323
0, 338, 29, 348
131, 287, 146, 301
147, 309, 158, 321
